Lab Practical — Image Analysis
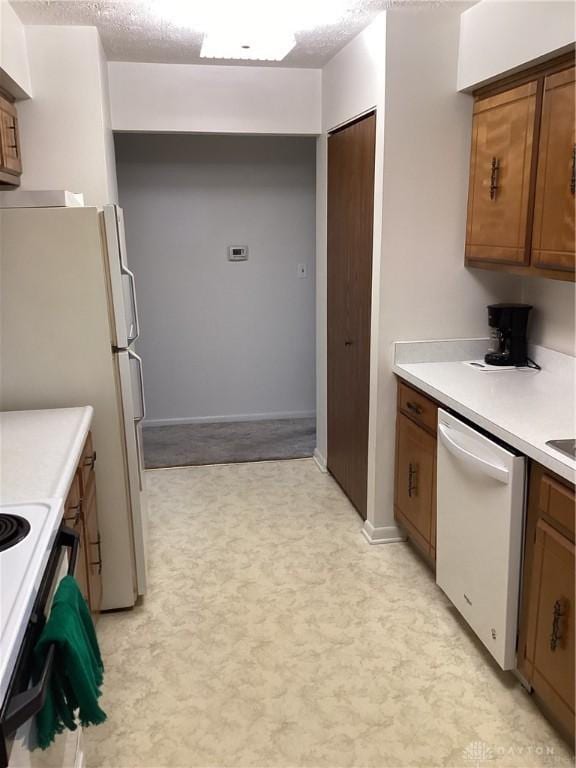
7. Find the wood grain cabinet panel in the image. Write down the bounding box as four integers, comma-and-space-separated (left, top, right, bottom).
394, 380, 438, 566
83, 470, 103, 614
395, 413, 435, 547
527, 519, 575, 739
531, 67, 576, 273
62, 431, 102, 615
466, 82, 537, 265
518, 464, 575, 742
0, 94, 22, 186
465, 55, 575, 281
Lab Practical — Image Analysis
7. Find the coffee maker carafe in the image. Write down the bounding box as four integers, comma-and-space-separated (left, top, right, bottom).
485, 303, 532, 367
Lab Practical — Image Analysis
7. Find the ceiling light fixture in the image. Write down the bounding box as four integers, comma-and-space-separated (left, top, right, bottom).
200, 30, 296, 61
153, 0, 351, 60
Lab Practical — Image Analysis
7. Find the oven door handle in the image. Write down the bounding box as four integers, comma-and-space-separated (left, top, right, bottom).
0, 527, 80, 736
1, 646, 55, 736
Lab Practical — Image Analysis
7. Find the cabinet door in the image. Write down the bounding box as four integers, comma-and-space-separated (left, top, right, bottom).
394, 413, 436, 556
466, 82, 537, 265
532, 67, 576, 273
0, 105, 22, 175
527, 519, 575, 737
64, 471, 90, 603
83, 470, 103, 614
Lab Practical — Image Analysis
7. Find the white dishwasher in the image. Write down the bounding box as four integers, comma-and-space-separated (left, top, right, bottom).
436, 409, 526, 670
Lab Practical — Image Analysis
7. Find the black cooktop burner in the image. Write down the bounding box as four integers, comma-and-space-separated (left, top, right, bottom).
0, 514, 31, 552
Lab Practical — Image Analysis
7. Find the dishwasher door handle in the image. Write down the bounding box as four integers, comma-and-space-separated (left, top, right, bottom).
438, 423, 509, 484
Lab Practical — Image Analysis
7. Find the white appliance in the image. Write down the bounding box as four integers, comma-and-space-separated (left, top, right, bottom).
436, 409, 526, 670
0, 503, 84, 767
0, 190, 84, 208
0, 205, 147, 610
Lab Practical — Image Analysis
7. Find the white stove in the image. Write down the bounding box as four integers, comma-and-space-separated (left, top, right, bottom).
0, 500, 64, 705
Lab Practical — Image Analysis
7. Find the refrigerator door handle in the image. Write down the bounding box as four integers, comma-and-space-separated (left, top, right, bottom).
438, 423, 509, 484
123, 267, 140, 344
129, 350, 146, 423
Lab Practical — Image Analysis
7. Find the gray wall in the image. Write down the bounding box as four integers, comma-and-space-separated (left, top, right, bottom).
115, 133, 316, 424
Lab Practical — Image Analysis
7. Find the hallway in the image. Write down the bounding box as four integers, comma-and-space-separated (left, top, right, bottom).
84, 460, 571, 768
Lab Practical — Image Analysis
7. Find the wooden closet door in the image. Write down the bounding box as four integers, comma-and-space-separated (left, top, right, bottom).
532, 67, 576, 272
466, 82, 537, 265
327, 113, 375, 518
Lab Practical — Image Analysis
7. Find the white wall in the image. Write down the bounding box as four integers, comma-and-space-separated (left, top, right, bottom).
321, 13, 386, 132
367, 4, 521, 539
17, 26, 118, 206
109, 61, 321, 135
458, 0, 576, 90
522, 279, 575, 356
458, 0, 575, 360
315, 12, 387, 470
0, 0, 31, 98
115, 133, 316, 424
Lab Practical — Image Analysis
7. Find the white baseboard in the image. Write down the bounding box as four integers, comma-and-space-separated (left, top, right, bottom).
144, 411, 316, 427
313, 448, 327, 472
362, 520, 406, 545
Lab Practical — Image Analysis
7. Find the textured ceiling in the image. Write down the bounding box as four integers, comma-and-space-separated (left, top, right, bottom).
10, 0, 402, 67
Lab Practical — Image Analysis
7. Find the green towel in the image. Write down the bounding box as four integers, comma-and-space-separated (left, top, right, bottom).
33, 575, 106, 750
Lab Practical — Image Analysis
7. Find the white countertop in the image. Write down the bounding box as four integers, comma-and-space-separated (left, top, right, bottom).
0, 407, 93, 504
393, 342, 575, 484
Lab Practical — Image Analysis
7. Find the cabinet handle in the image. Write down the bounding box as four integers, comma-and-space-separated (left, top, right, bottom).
65, 500, 82, 525
571, 144, 575, 196
7, 124, 18, 152
489, 157, 500, 200
406, 401, 423, 416
90, 535, 103, 575
344, 339, 353, 347
408, 463, 418, 498
550, 599, 565, 652
84, 450, 97, 470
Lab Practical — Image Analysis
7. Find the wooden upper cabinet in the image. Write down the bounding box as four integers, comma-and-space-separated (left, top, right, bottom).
466, 82, 537, 265
0, 94, 22, 186
531, 67, 576, 273
465, 55, 576, 282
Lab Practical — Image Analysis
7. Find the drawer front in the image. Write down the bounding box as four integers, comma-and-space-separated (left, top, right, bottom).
539, 473, 575, 538
398, 382, 438, 434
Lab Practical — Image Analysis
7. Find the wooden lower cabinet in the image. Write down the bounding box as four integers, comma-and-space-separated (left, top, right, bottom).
394, 381, 438, 566
518, 463, 575, 741
63, 431, 102, 615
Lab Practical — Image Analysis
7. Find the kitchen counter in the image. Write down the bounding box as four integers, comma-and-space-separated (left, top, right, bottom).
393, 341, 575, 484
0, 407, 93, 504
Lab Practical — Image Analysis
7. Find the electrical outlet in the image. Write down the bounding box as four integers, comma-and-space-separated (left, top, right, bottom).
297, 263, 307, 278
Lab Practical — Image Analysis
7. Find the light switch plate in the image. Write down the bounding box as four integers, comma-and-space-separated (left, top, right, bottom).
297, 263, 307, 278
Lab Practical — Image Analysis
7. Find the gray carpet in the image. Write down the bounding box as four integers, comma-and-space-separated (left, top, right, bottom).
143, 418, 316, 469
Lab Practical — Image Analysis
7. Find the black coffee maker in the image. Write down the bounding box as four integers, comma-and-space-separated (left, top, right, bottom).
485, 303, 532, 367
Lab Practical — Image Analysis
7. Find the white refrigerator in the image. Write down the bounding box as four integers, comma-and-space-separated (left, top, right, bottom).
0, 204, 148, 610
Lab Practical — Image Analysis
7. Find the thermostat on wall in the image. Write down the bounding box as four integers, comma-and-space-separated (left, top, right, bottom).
228, 245, 249, 261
